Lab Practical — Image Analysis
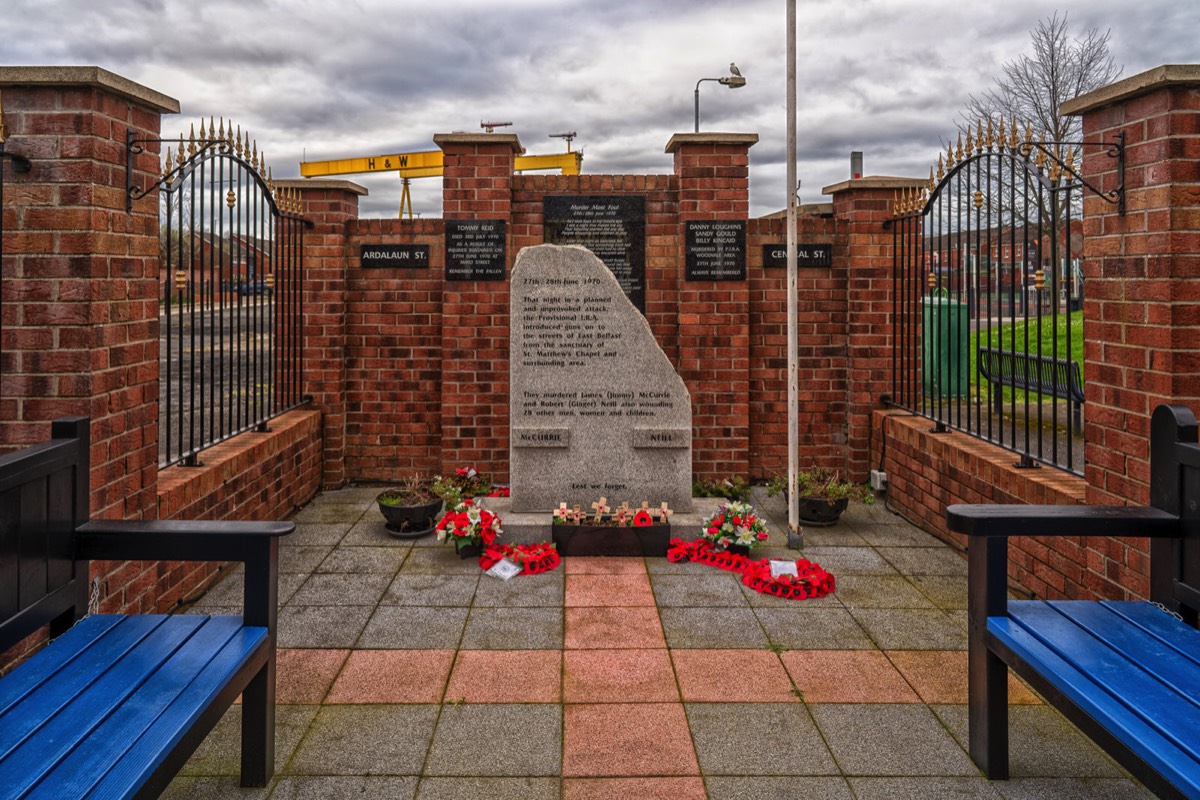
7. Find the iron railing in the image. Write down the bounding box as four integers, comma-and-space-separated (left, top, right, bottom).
890, 119, 1123, 475
129, 120, 309, 468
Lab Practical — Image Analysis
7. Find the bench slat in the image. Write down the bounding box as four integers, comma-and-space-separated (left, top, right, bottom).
1062, 602, 1200, 705
25, 616, 267, 799
0, 615, 206, 796
0, 615, 124, 717
1009, 603, 1200, 751
0, 616, 181, 756
1104, 601, 1200, 662
993, 602, 1200, 796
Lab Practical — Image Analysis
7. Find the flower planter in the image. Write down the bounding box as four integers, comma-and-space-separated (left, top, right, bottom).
552, 522, 671, 557
796, 496, 849, 527
455, 541, 483, 559
377, 493, 443, 538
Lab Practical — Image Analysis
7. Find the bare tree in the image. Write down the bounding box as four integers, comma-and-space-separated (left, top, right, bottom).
965, 12, 1121, 143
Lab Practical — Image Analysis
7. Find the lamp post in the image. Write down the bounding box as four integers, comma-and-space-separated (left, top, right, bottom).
694, 64, 747, 132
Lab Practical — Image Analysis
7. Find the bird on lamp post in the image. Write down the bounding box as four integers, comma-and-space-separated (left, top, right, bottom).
694, 63, 747, 133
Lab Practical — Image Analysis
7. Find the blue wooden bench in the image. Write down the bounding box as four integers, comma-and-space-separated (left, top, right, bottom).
948, 403, 1200, 800
0, 417, 293, 798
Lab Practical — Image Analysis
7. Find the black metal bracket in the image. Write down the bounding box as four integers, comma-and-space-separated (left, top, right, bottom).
1020, 132, 1125, 215
1014, 454, 1041, 470
1, 145, 31, 174
126, 129, 227, 212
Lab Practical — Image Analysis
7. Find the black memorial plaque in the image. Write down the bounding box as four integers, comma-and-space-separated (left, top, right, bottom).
685, 220, 746, 280
445, 219, 506, 281
360, 244, 430, 268
762, 243, 832, 268
543, 195, 646, 311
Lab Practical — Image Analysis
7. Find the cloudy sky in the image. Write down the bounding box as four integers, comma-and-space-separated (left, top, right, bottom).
2, 0, 1194, 218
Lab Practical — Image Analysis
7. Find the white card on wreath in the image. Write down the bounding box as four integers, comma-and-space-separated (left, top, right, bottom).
486, 558, 522, 581
769, 560, 799, 578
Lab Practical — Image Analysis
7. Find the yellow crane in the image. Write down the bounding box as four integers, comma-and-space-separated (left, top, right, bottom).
299, 137, 582, 218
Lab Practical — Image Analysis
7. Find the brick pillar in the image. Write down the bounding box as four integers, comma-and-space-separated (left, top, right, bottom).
0, 67, 177, 519
1062, 65, 1200, 505
826, 177, 925, 481
282, 178, 365, 489
434, 133, 519, 478
667, 133, 757, 480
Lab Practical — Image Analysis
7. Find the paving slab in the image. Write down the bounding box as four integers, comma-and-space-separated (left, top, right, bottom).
705, 776, 856, 800
426, 704, 562, 776
460, 607, 564, 649
288, 705, 439, 775
357, 605, 469, 649
685, 702, 839, 775
659, 607, 769, 649
808, 704, 978, 776
416, 776, 559, 800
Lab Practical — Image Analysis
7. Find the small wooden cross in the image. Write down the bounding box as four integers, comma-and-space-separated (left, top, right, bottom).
555, 502, 569, 520
572, 504, 583, 524
616, 501, 631, 525
640, 501, 651, 515
591, 496, 610, 522
658, 502, 674, 522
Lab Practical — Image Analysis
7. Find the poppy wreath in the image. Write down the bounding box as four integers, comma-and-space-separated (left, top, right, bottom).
667, 538, 836, 600
479, 542, 561, 575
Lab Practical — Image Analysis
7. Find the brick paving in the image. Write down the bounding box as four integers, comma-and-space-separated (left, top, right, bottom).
163, 487, 1154, 800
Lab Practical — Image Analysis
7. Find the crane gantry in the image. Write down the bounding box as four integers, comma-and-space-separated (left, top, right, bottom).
299, 129, 583, 218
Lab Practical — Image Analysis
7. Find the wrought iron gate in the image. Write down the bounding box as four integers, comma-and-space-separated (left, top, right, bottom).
890, 118, 1123, 474
128, 120, 308, 467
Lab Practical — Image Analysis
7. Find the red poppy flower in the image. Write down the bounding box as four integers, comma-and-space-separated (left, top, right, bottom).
633, 510, 654, 527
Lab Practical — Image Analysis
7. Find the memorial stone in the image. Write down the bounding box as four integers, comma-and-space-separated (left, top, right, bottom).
510, 244, 693, 513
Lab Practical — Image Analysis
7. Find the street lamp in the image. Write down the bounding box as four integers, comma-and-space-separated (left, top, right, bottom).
694, 63, 747, 133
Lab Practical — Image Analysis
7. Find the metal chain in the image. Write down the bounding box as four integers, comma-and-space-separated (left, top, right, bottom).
1152, 601, 1183, 621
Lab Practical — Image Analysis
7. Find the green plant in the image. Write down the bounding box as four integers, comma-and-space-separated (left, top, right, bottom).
432, 466, 493, 507
766, 469, 874, 505
692, 476, 751, 502
377, 474, 439, 506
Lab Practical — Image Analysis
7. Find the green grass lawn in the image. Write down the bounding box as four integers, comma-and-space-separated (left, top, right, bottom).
966, 309, 1083, 406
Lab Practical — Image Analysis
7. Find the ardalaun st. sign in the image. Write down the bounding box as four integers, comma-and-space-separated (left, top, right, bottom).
360, 244, 430, 268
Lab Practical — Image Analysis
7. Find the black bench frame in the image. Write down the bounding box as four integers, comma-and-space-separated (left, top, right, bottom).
948, 403, 1200, 799
976, 347, 1085, 429
0, 417, 293, 797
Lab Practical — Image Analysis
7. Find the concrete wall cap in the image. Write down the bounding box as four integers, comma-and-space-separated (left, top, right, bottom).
665, 132, 759, 153
1061, 64, 1200, 116
822, 176, 926, 195
433, 132, 523, 152
0, 66, 179, 114
279, 178, 369, 196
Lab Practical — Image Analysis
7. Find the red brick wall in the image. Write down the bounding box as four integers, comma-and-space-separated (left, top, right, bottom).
436, 136, 518, 479
1074, 79, 1200, 507
873, 410, 1150, 601
747, 214, 846, 478
672, 136, 754, 478
344, 218, 444, 480
0, 77, 167, 520
322, 141, 873, 486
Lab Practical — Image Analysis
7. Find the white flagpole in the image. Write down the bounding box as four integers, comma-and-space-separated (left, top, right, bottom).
786, 0, 799, 539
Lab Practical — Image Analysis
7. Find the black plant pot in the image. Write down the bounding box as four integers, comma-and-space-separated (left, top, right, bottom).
725, 544, 751, 557
456, 541, 482, 559
377, 493, 443, 538
796, 496, 849, 527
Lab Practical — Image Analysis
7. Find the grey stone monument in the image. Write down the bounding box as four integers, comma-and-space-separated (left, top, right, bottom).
510, 244, 693, 513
